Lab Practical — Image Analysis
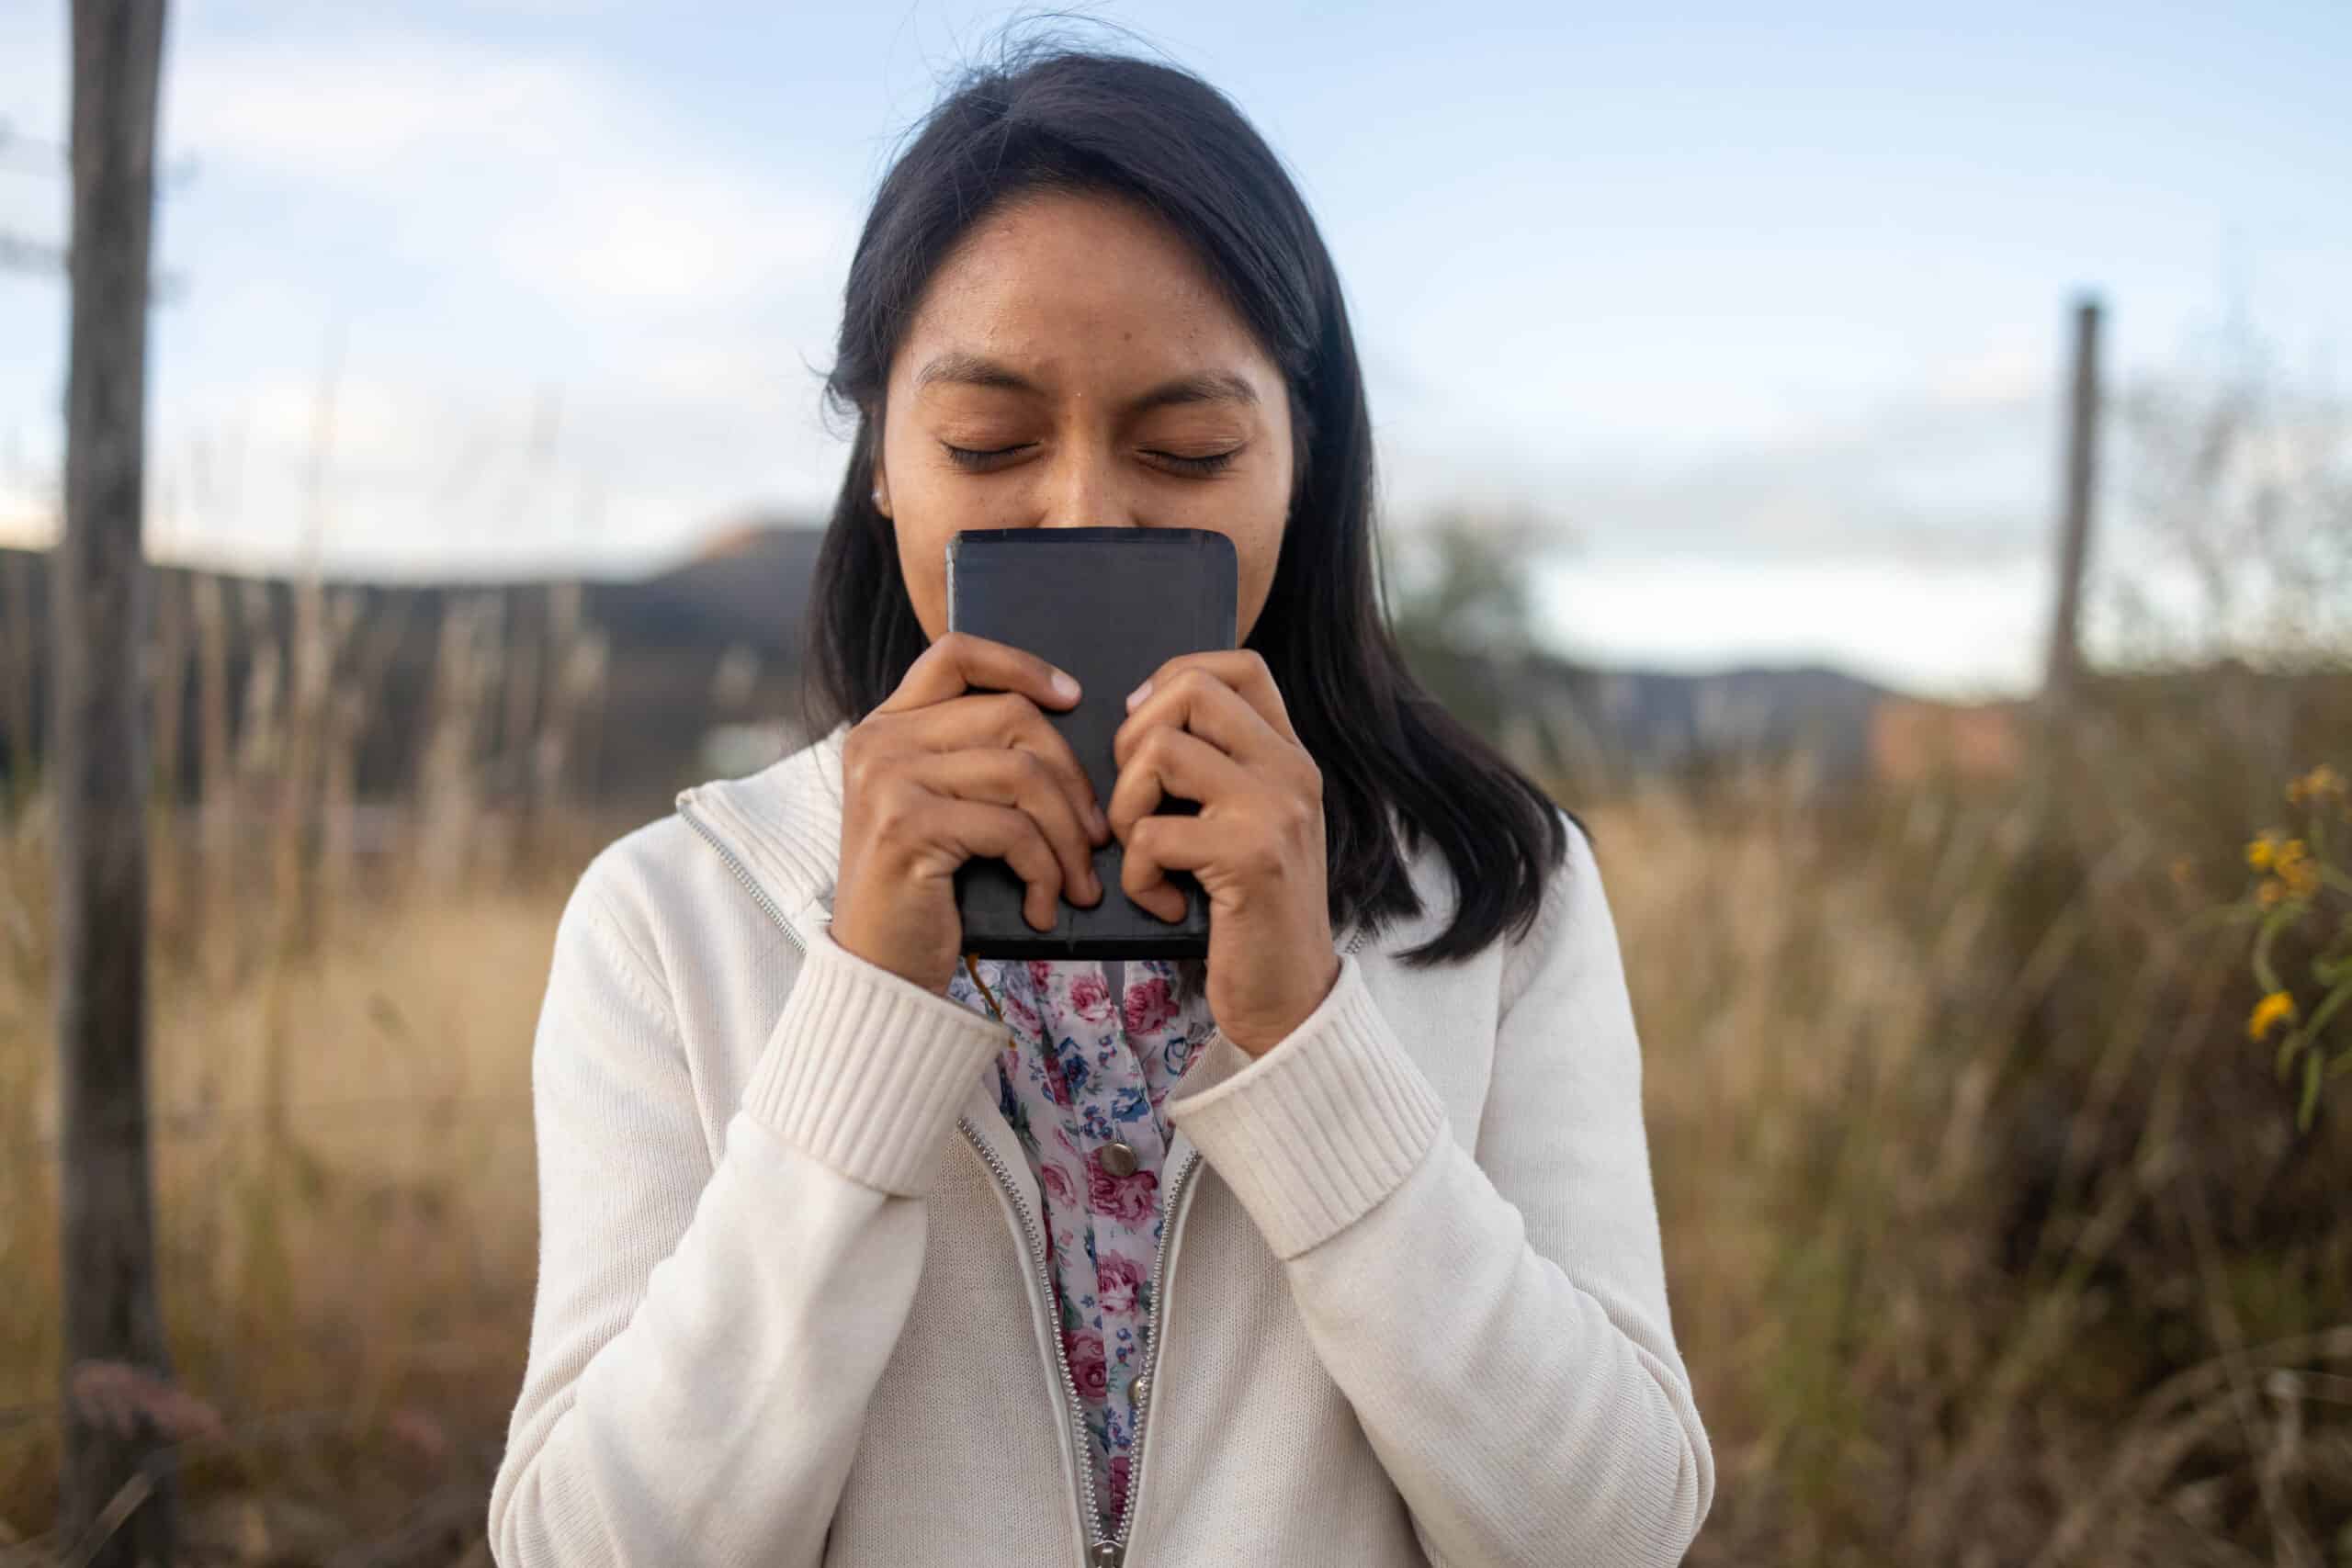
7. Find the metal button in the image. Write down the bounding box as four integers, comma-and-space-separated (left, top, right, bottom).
1130, 1372, 1150, 1408
1098, 1140, 1137, 1177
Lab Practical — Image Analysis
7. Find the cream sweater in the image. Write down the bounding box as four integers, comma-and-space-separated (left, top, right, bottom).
486, 722, 1712, 1567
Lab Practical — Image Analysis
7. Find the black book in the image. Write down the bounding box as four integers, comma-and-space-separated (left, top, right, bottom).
946, 526, 1238, 958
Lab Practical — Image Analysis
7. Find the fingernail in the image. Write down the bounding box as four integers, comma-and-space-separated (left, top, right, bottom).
1052, 670, 1080, 701
1125, 679, 1152, 711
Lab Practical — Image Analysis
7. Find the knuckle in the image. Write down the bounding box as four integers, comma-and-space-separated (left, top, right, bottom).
1017, 831, 1061, 881
841, 722, 876, 775
1239, 830, 1286, 880
989, 690, 1038, 737
1017, 699, 1069, 745
1011, 749, 1060, 800
1280, 770, 1320, 825
868, 778, 922, 838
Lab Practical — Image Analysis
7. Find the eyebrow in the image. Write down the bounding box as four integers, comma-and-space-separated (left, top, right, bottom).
913, 351, 1259, 413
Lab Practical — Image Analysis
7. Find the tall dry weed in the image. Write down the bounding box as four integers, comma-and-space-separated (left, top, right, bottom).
1612, 667, 2352, 1565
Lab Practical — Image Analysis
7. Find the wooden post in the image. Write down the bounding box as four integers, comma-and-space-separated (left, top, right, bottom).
0, 550, 38, 800
54, 3, 175, 1563
2043, 295, 2102, 705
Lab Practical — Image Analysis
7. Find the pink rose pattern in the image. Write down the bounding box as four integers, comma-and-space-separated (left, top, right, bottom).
946, 955, 1216, 1540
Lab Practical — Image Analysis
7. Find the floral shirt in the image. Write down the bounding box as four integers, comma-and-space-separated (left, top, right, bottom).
944, 953, 1218, 1539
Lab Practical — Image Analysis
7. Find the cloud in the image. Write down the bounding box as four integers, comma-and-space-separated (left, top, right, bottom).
15, 17, 871, 573
1535, 553, 2051, 700
153, 355, 847, 578
1380, 370, 2061, 570
165, 24, 854, 320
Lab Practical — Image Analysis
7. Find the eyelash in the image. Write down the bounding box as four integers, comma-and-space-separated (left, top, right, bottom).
941, 443, 1238, 477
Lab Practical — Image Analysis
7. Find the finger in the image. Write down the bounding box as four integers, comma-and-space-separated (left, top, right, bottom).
888, 690, 1109, 844
1114, 660, 1288, 771
1120, 814, 1213, 924
1121, 649, 1297, 747
927, 795, 1069, 932
906, 747, 1102, 906
878, 630, 1082, 716
1104, 726, 1249, 846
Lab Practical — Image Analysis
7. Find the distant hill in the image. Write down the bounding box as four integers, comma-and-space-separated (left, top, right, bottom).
0, 520, 1993, 811
0, 521, 830, 810
1538, 658, 1894, 784
598, 522, 829, 658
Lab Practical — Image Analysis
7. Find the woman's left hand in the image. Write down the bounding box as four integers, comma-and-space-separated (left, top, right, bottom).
1108, 650, 1339, 1057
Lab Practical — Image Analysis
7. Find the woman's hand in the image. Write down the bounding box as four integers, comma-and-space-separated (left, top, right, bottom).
829, 632, 1111, 995
1108, 650, 1339, 1056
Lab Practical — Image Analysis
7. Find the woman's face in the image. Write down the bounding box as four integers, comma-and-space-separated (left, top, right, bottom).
872, 189, 1295, 643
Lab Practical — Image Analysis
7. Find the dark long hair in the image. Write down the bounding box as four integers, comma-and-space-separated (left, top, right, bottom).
805, 36, 1571, 966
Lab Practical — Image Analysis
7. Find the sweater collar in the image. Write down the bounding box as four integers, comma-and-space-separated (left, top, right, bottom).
673, 717, 854, 948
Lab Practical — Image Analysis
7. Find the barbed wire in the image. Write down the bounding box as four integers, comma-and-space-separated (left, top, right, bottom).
0, 113, 196, 302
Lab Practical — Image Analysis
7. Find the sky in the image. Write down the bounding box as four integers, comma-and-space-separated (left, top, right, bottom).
1, 1, 2346, 699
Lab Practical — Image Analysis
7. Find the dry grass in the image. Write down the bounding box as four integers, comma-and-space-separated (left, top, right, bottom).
1, 804, 566, 1563
1604, 682, 2352, 1565
3, 680, 2350, 1564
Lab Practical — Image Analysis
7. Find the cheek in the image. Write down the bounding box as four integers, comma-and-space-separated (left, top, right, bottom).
894, 522, 952, 641
879, 419, 953, 640
1232, 514, 1285, 641
905, 547, 950, 641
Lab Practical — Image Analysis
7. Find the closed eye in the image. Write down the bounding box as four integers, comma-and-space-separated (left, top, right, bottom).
940, 442, 1242, 477
1149, 449, 1239, 476
942, 442, 1035, 469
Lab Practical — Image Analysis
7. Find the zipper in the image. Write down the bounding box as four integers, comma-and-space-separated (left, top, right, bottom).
678, 790, 1378, 1566
676, 794, 804, 949
956, 1116, 1123, 1562
1103, 1143, 1204, 1559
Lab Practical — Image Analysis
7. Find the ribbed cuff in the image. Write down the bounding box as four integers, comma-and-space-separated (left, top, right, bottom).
1164, 955, 1448, 1260
742, 926, 1009, 1197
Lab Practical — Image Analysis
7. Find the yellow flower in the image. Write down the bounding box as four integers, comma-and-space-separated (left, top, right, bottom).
2280, 859, 2321, 900
2258, 878, 2286, 908
2287, 764, 2346, 807
2246, 835, 2278, 872
2248, 990, 2298, 1043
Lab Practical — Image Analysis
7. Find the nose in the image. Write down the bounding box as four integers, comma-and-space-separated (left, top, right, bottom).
1037, 444, 1138, 529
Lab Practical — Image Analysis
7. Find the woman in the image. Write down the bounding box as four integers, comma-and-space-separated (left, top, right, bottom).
488, 40, 1711, 1568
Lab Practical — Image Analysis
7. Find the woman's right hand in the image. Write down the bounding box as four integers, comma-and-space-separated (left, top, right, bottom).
827, 632, 1112, 994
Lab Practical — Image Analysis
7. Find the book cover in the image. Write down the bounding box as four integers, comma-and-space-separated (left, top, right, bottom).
945, 526, 1238, 958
